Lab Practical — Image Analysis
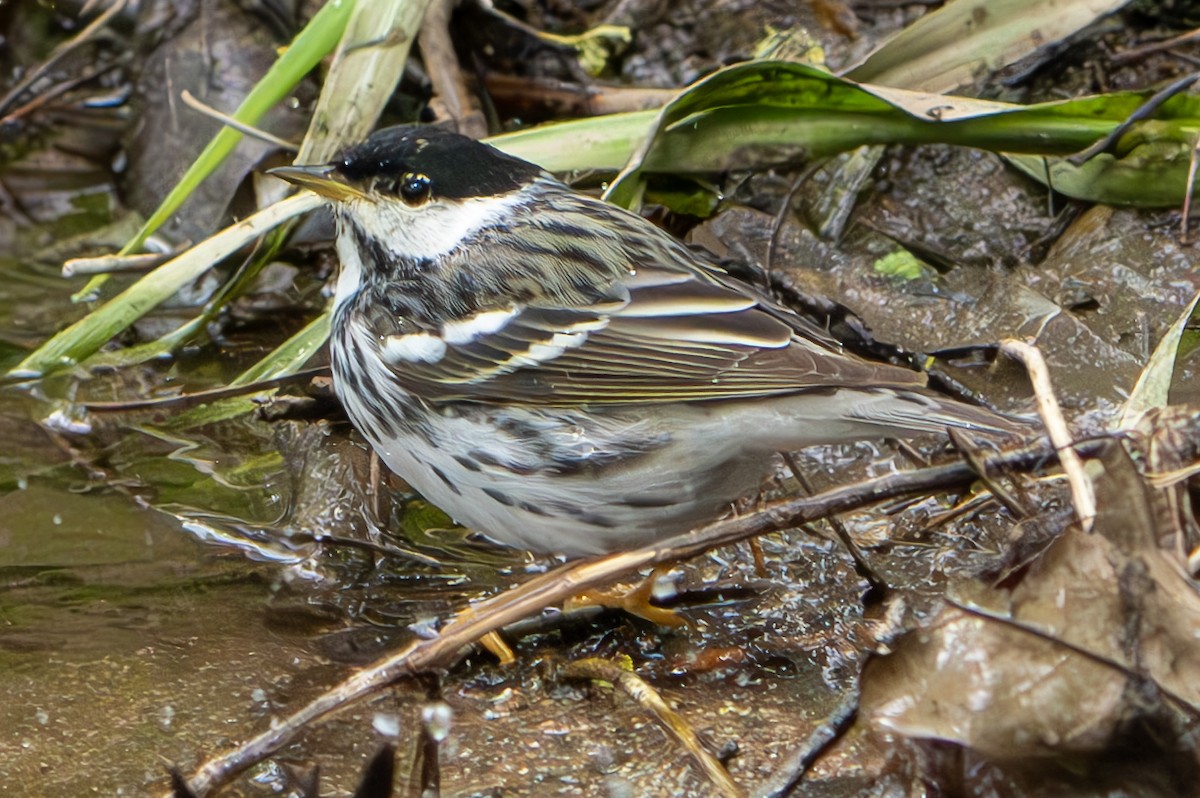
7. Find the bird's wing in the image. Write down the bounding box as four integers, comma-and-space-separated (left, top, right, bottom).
367, 256, 928, 406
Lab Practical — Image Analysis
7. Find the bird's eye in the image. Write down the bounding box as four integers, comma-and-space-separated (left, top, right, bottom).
399, 173, 431, 205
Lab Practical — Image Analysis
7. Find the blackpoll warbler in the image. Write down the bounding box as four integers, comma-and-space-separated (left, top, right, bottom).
270, 126, 1019, 556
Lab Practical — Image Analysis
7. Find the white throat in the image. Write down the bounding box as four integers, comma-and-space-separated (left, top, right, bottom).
331, 191, 524, 312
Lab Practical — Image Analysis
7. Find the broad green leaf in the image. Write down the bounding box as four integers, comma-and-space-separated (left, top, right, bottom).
822, 0, 1127, 238
603, 60, 1200, 208
846, 0, 1131, 93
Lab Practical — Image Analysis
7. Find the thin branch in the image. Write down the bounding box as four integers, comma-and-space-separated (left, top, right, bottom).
1067, 72, 1200, 166
179, 90, 299, 152
81, 367, 329, 412
1183, 131, 1200, 245
564, 657, 744, 798
945, 599, 1200, 722
1000, 340, 1095, 532
63, 248, 186, 278
171, 436, 1091, 797
756, 689, 858, 798
765, 164, 822, 281
946, 427, 1029, 519
1112, 27, 1200, 65
419, 0, 487, 138
781, 450, 888, 601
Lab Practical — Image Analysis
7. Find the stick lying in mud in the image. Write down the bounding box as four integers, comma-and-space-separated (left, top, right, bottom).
171, 432, 1096, 798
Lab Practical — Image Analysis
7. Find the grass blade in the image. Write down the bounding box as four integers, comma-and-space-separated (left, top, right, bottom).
9, 193, 323, 379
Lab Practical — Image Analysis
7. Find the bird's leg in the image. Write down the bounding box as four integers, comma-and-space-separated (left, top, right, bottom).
564, 566, 689, 628
480, 631, 516, 664
732, 492, 771, 576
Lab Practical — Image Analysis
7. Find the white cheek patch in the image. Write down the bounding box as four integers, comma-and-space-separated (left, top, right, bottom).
346, 192, 524, 261
383, 333, 448, 364
441, 307, 517, 344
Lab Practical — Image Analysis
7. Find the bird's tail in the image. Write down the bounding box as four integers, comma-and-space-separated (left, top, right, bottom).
770, 387, 1030, 447
856, 387, 1028, 437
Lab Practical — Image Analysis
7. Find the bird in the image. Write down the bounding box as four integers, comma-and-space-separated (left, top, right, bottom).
269, 125, 1021, 557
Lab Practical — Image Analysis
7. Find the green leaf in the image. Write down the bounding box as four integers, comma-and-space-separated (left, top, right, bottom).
73, 0, 356, 303
9, 194, 324, 379
601, 60, 1200, 210
1118, 291, 1200, 428
874, 250, 931, 281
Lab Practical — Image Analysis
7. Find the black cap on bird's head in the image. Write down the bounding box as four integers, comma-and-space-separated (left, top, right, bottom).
338, 126, 544, 198
268, 125, 544, 204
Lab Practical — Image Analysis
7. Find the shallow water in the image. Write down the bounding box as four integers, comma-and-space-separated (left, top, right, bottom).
0, 252, 519, 794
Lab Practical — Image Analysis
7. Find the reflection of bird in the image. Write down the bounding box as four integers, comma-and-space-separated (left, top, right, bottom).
271, 126, 1018, 556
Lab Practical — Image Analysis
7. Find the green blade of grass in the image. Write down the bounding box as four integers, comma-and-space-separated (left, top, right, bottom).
72, 0, 356, 303
124, 0, 354, 252
9, 193, 324, 379
166, 310, 334, 428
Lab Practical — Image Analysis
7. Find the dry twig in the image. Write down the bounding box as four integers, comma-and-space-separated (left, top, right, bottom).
170, 436, 1090, 797
179, 90, 299, 151
563, 657, 743, 798
1000, 339, 1095, 532
0, 0, 128, 117
419, 0, 487, 138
